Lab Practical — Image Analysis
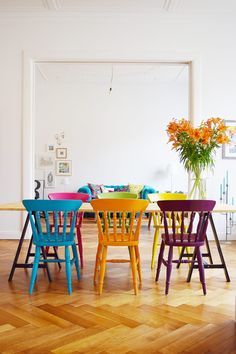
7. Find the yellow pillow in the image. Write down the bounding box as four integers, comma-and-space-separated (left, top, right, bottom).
128, 184, 143, 195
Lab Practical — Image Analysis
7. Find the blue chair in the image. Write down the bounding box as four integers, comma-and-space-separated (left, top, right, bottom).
22, 199, 82, 295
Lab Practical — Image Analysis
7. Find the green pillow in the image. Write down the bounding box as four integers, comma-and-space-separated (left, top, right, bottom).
128, 184, 143, 196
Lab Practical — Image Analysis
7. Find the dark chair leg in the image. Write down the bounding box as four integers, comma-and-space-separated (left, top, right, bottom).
165, 246, 173, 295
196, 247, 206, 295
155, 240, 165, 281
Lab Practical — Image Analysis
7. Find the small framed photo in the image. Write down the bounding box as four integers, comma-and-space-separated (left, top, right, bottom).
44, 170, 55, 188
56, 160, 72, 176
56, 148, 67, 159
37, 155, 54, 169
46, 144, 55, 153
222, 120, 236, 159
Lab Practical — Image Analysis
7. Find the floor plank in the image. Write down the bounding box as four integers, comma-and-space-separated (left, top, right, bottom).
0, 219, 236, 353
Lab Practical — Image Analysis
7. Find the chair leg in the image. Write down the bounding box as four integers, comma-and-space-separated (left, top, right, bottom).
148, 213, 152, 230
196, 247, 206, 295
99, 246, 107, 295
72, 243, 80, 280
155, 240, 165, 281
65, 246, 72, 295
29, 246, 41, 295
151, 227, 159, 269
130, 246, 138, 295
135, 246, 142, 285
94, 244, 102, 285
76, 226, 83, 268
165, 246, 173, 295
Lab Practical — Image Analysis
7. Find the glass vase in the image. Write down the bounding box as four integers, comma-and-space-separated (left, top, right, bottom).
189, 170, 206, 199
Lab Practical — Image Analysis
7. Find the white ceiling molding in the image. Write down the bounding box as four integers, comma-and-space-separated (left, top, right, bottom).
42, 0, 61, 11
36, 64, 48, 81
174, 64, 187, 82
163, 0, 182, 12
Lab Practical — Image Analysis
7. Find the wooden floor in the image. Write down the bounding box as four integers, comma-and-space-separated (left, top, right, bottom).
0, 219, 236, 353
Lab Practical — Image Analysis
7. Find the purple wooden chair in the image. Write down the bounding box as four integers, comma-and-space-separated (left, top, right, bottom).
155, 199, 216, 295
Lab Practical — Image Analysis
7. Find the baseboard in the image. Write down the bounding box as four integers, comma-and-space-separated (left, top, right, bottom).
0, 230, 30, 239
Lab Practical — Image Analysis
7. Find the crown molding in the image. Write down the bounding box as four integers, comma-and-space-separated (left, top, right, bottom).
42, 0, 61, 11
163, 0, 182, 12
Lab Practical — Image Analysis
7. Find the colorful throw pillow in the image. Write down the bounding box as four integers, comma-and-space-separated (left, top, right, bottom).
88, 183, 102, 198
116, 186, 129, 192
128, 184, 144, 197
101, 185, 115, 193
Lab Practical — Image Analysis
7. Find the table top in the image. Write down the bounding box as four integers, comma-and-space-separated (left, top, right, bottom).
0, 201, 236, 213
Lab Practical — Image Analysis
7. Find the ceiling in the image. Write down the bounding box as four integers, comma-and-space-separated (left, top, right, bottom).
36, 63, 188, 85
0, 0, 236, 14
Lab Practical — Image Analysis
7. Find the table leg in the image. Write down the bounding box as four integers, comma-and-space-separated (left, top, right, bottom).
209, 214, 230, 282
187, 249, 197, 282
41, 247, 52, 282
25, 235, 33, 264
8, 214, 30, 281
205, 235, 213, 265
187, 214, 230, 282
8, 214, 54, 282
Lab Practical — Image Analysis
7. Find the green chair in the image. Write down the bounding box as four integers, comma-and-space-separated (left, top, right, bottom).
98, 192, 138, 199
98, 192, 138, 229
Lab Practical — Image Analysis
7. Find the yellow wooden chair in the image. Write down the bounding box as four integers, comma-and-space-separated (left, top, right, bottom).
148, 193, 188, 269
91, 198, 148, 295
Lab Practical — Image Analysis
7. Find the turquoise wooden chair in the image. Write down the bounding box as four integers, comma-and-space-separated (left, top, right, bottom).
22, 199, 82, 295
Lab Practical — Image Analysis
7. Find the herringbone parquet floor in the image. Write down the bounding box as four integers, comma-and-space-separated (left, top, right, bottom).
0, 219, 236, 353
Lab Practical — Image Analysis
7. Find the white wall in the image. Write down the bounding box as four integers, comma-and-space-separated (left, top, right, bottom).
1, 12, 236, 239
35, 63, 188, 197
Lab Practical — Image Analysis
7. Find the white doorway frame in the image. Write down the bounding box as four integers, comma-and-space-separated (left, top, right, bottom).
22, 52, 201, 199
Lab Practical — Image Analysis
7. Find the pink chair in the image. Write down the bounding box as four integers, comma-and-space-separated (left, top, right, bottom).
48, 192, 90, 268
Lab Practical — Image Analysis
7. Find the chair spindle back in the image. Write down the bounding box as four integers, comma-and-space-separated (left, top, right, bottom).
158, 200, 216, 244
23, 200, 82, 244
91, 199, 148, 243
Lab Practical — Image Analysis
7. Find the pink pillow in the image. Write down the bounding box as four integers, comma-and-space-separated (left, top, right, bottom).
88, 183, 102, 198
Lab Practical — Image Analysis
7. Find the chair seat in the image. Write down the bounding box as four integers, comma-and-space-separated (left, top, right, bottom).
161, 233, 204, 247
34, 232, 76, 247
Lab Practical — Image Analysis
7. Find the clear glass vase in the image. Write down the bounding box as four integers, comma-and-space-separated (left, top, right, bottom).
189, 170, 207, 199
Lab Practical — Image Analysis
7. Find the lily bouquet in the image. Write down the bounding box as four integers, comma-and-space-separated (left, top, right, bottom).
166, 117, 230, 198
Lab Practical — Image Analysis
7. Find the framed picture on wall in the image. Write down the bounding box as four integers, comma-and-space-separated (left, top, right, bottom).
36, 155, 54, 169
56, 148, 67, 159
44, 170, 55, 188
56, 160, 72, 176
46, 144, 55, 153
222, 120, 236, 159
